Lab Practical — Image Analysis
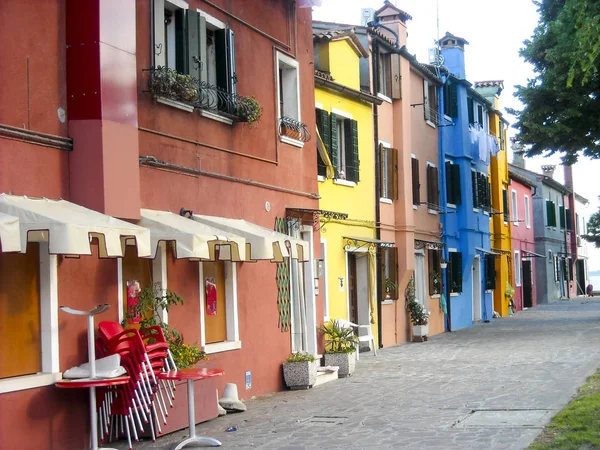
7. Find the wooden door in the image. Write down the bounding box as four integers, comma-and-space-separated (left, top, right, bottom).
523, 260, 533, 308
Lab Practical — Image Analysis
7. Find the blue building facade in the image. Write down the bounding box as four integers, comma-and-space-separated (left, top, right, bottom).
437, 33, 496, 330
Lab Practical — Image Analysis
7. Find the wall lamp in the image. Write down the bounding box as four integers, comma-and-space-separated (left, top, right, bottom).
180, 207, 193, 219
440, 259, 449, 270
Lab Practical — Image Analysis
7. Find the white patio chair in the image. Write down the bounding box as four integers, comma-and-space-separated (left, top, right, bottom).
336, 319, 377, 361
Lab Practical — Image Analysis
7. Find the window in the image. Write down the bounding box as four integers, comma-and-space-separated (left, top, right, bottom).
381, 247, 398, 300
426, 163, 439, 210
428, 249, 442, 296
467, 96, 475, 126
576, 213, 580, 234
566, 208, 572, 231
499, 121, 506, 150
154, 1, 237, 94
477, 104, 484, 128
448, 251, 463, 294
511, 190, 519, 225
445, 161, 461, 205
412, 156, 420, 206
553, 255, 559, 281
525, 196, 531, 228
503, 188, 510, 223
276, 52, 300, 122
514, 251, 521, 286
559, 205, 565, 230
484, 254, 496, 290
546, 200, 557, 227
443, 81, 458, 118
330, 112, 359, 182
472, 171, 491, 211
424, 80, 438, 125
316, 108, 330, 177
380, 143, 398, 200
200, 261, 240, 353
568, 257, 573, 281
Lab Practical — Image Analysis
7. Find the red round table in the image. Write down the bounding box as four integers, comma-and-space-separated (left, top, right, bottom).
56, 376, 130, 450
158, 368, 224, 449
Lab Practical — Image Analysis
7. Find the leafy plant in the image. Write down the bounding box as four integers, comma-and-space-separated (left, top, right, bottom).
149, 66, 198, 103
124, 283, 207, 368
318, 319, 358, 354
237, 96, 262, 125
430, 269, 442, 295
406, 300, 429, 326
385, 277, 397, 295
286, 352, 316, 363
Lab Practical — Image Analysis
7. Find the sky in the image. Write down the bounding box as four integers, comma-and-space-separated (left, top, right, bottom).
312, 0, 600, 272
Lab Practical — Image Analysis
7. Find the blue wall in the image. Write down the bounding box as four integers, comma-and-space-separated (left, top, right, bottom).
438, 46, 493, 331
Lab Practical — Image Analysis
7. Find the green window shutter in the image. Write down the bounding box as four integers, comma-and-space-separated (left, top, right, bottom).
175, 9, 188, 74
455, 252, 463, 292
451, 164, 461, 205
450, 82, 458, 118
226, 28, 236, 95
471, 171, 478, 208
215, 29, 228, 91
330, 113, 338, 177
153, 0, 166, 68
566, 208, 572, 231
317, 109, 331, 154
186, 11, 200, 81
487, 180, 492, 210
467, 97, 474, 125
503, 190, 510, 222
345, 119, 359, 182
559, 205, 565, 229
546, 200, 552, 226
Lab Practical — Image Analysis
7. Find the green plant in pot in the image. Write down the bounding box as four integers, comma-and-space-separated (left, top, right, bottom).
385, 278, 397, 299
237, 96, 262, 126
318, 319, 359, 377
282, 352, 317, 390
405, 274, 430, 341
124, 282, 207, 368
149, 66, 198, 103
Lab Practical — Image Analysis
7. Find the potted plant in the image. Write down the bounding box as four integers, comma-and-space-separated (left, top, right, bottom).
385, 278, 397, 300
124, 282, 207, 368
237, 96, 262, 126
318, 319, 359, 378
405, 274, 430, 341
149, 66, 198, 104
282, 352, 317, 390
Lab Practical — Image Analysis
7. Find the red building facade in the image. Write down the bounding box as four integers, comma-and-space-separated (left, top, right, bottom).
0, 1, 320, 447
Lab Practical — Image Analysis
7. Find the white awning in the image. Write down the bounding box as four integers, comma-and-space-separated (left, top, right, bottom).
475, 247, 500, 257
0, 212, 21, 252
0, 194, 151, 257
139, 209, 246, 260
191, 215, 309, 262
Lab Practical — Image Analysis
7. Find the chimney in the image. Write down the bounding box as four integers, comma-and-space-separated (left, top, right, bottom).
439, 32, 469, 79
511, 141, 526, 169
374, 0, 411, 47
541, 165, 556, 179
563, 164, 574, 190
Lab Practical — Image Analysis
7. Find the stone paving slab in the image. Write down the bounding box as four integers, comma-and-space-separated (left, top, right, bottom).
114, 298, 600, 449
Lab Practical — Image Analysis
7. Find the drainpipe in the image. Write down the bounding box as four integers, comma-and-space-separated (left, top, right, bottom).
371, 35, 383, 349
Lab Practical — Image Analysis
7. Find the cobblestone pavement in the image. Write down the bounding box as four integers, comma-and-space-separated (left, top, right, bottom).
115, 298, 600, 450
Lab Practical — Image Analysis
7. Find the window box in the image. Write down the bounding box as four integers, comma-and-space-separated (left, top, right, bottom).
156, 96, 195, 112
279, 116, 310, 144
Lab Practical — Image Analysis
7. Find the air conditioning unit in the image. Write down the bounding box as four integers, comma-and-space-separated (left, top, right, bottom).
360, 8, 375, 26
428, 48, 444, 66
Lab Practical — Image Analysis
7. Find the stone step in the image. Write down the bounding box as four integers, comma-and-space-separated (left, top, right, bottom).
314, 366, 339, 387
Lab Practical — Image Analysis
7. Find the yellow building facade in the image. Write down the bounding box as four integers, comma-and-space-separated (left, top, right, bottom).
476, 82, 512, 316
313, 30, 382, 345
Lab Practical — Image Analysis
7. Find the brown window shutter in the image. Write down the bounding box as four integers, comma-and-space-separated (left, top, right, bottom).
378, 143, 385, 196
412, 158, 420, 205
390, 246, 398, 299
386, 147, 395, 200
432, 166, 439, 207
391, 148, 399, 200
391, 54, 401, 99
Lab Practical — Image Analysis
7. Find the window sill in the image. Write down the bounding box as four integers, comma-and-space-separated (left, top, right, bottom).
0, 372, 62, 394
450, 293, 460, 297
377, 93, 392, 103
381, 299, 394, 305
333, 179, 356, 187
280, 136, 304, 148
426, 120, 436, 129
318, 175, 326, 182
447, 203, 457, 209
203, 341, 242, 354
380, 198, 393, 204
413, 204, 418, 210
513, 222, 519, 226
428, 209, 438, 215
431, 294, 441, 299
201, 110, 233, 125
473, 208, 480, 212
483, 211, 490, 216
156, 96, 195, 113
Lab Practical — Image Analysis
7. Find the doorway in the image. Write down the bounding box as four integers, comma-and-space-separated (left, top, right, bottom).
348, 253, 358, 323
472, 256, 481, 322
522, 259, 533, 308
576, 259, 586, 296
415, 252, 427, 309
346, 251, 371, 329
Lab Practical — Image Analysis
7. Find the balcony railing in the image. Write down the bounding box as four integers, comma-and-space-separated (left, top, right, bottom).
145, 67, 261, 123
278, 116, 311, 143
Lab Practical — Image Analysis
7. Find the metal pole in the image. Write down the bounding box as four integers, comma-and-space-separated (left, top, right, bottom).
88, 314, 96, 379
187, 380, 196, 439
90, 386, 98, 450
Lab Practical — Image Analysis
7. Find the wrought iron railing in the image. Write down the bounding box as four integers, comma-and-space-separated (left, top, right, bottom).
145, 67, 261, 123
278, 116, 311, 142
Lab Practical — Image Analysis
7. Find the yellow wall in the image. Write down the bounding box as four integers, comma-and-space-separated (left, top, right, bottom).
328, 40, 361, 91
315, 38, 377, 345
488, 97, 512, 316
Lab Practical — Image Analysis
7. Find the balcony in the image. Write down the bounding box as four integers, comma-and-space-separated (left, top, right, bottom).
145, 67, 262, 124
278, 116, 311, 143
